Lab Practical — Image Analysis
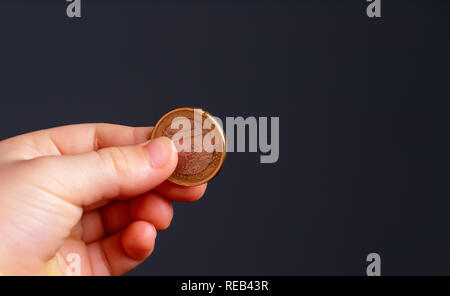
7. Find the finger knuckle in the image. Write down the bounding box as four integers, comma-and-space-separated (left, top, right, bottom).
97, 147, 131, 178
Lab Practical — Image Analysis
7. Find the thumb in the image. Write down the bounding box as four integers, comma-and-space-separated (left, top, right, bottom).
25, 137, 178, 207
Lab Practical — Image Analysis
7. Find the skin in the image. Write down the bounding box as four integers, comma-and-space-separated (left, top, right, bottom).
0, 123, 207, 275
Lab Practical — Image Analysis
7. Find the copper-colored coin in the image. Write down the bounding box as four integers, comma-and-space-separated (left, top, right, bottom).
151, 107, 226, 186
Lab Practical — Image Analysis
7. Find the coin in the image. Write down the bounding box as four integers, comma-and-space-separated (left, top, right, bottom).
151, 107, 226, 186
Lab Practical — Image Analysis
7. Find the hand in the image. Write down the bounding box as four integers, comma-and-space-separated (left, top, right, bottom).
0, 124, 206, 275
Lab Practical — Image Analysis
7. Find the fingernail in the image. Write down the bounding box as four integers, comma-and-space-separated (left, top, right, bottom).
145, 137, 174, 168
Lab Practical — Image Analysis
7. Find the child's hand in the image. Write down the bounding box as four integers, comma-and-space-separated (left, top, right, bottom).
0, 124, 206, 275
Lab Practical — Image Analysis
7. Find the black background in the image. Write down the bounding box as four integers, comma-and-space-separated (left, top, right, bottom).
0, 0, 449, 275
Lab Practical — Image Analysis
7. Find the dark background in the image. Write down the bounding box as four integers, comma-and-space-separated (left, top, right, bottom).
0, 0, 449, 275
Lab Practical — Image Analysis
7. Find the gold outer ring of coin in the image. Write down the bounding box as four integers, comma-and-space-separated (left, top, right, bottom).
151, 107, 227, 186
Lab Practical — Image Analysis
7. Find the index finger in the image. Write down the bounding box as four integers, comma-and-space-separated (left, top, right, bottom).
0, 123, 153, 160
